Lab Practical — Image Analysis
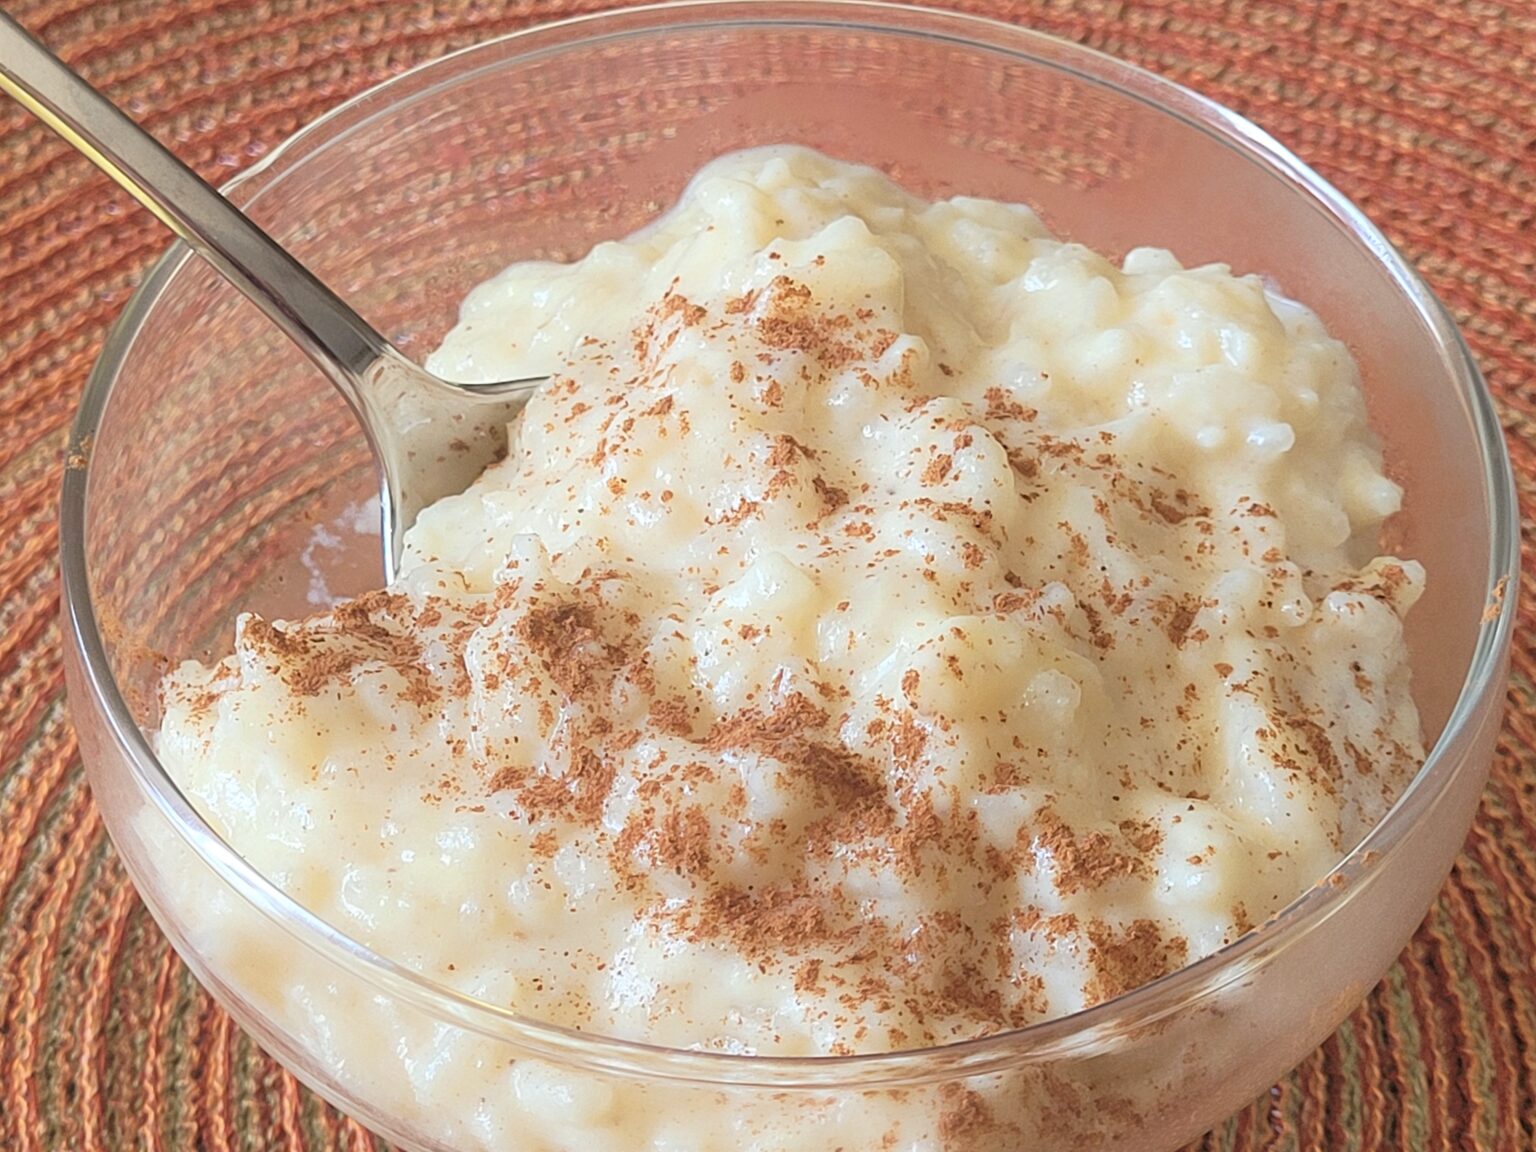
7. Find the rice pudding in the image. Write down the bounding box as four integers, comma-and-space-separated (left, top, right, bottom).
156, 146, 1423, 1145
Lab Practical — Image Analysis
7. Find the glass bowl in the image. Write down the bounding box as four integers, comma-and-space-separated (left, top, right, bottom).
60, 3, 1519, 1150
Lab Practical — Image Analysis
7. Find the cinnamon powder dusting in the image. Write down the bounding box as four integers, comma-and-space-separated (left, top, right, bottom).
241, 591, 436, 707
514, 601, 607, 697
1083, 919, 1189, 1005
1034, 810, 1149, 895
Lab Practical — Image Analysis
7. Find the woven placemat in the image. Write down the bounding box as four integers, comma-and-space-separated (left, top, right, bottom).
2, 1, 1533, 1148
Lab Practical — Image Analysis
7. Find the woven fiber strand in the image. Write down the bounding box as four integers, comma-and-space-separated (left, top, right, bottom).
1, 0, 1533, 1148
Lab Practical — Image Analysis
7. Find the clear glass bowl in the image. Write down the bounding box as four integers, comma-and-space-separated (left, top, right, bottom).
60, 3, 1518, 1150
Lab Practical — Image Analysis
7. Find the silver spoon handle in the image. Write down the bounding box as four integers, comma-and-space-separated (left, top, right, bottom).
0, 8, 390, 405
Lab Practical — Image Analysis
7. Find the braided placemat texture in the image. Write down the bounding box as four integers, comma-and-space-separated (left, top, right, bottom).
2, 0, 1533, 1148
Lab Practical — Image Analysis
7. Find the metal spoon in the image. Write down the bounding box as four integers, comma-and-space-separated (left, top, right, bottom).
0, 10, 542, 581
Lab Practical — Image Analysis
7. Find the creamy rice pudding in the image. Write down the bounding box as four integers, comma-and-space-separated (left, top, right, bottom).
156, 146, 1422, 1143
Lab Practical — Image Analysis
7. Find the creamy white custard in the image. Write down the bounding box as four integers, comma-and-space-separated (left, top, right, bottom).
157, 146, 1423, 1142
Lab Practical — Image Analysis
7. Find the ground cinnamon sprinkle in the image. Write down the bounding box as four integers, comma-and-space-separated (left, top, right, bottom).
655, 291, 707, 328
890, 711, 927, 770
748, 276, 866, 369
1117, 818, 1163, 856
921, 453, 954, 485
683, 882, 833, 959
794, 957, 824, 994
650, 806, 713, 876
514, 744, 614, 826
514, 600, 608, 697
812, 475, 849, 512
1083, 919, 1190, 1005
992, 589, 1042, 614
1281, 713, 1344, 794
723, 287, 759, 315
892, 794, 946, 872
487, 764, 525, 794
709, 497, 761, 527
649, 696, 696, 737
983, 386, 1037, 423
704, 693, 887, 817
767, 434, 812, 468
241, 592, 436, 707
641, 394, 675, 418
937, 1084, 998, 1142
1030, 809, 1148, 894
1160, 595, 1203, 648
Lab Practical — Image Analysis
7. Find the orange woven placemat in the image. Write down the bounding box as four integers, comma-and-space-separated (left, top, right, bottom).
2, 1, 1533, 1148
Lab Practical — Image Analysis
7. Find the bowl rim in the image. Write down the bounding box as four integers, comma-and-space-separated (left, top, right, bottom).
59, 0, 1521, 1089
